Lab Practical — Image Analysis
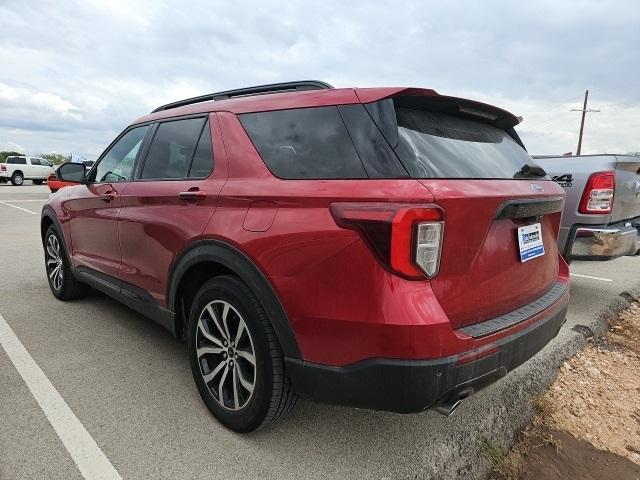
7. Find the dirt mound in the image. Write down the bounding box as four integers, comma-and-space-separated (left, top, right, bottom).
520, 429, 640, 480
490, 300, 640, 479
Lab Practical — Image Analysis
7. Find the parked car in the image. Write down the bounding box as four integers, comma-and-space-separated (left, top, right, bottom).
533, 154, 640, 262
41, 81, 569, 432
0, 156, 54, 185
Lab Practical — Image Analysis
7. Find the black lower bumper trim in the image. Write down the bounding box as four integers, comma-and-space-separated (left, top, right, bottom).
285, 303, 568, 413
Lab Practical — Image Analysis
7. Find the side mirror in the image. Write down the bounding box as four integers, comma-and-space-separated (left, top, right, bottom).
57, 162, 86, 183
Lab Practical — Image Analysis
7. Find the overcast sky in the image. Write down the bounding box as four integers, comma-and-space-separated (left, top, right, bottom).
1, 0, 639, 158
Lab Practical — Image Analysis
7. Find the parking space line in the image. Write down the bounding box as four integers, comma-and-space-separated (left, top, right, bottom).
0, 313, 122, 480
0, 201, 39, 215
570, 273, 614, 282
0, 199, 48, 202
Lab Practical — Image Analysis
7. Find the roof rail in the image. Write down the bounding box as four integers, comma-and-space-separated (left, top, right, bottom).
151, 80, 334, 113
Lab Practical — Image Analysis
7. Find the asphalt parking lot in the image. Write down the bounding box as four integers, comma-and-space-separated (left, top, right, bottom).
1, 184, 639, 480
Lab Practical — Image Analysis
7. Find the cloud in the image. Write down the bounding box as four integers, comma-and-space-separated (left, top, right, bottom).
1, 0, 639, 157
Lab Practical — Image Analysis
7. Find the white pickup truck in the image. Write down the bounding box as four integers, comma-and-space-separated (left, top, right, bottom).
0, 156, 55, 186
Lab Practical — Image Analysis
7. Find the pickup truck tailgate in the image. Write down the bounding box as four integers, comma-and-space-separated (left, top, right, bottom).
612, 156, 640, 222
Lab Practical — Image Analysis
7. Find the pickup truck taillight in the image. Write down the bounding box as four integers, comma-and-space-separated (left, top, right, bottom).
330, 202, 444, 279
579, 171, 615, 214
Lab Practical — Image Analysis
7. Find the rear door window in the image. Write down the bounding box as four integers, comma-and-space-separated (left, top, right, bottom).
6, 157, 26, 165
239, 106, 367, 179
140, 117, 205, 180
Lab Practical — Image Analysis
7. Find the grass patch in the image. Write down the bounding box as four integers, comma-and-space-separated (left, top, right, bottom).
481, 437, 522, 480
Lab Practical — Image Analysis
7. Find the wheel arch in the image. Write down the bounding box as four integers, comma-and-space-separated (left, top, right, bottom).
169, 240, 302, 359
40, 208, 72, 261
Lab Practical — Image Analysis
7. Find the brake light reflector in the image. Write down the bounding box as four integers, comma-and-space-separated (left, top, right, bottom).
579, 171, 615, 214
330, 202, 444, 279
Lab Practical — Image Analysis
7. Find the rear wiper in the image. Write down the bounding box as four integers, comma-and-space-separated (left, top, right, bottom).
514, 164, 547, 178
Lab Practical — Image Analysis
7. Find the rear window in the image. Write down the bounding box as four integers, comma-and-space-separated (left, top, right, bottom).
239, 106, 367, 179
393, 108, 535, 179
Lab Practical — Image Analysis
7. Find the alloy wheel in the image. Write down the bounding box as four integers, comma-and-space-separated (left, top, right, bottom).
196, 300, 257, 410
46, 234, 64, 291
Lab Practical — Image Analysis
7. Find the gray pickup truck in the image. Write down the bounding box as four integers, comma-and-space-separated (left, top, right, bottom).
533, 154, 640, 262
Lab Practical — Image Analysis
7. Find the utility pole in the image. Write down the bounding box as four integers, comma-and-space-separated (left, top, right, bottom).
571, 90, 600, 156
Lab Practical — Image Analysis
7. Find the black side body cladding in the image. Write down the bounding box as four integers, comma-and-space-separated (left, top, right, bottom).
167, 240, 302, 359
75, 266, 175, 334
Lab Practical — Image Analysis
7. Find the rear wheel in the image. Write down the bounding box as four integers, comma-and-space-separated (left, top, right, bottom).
187, 275, 297, 432
11, 172, 23, 186
44, 225, 89, 300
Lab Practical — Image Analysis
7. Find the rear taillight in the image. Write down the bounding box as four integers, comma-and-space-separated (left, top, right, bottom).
330, 202, 444, 279
579, 171, 615, 214
0, 164, 6, 172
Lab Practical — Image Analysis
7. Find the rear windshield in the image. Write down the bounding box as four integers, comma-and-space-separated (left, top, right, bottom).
240, 99, 540, 180
393, 107, 536, 179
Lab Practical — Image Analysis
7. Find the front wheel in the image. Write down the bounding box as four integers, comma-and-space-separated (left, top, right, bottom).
44, 226, 89, 300
187, 275, 297, 432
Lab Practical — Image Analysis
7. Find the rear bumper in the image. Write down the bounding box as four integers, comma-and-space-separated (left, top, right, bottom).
567, 222, 640, 260
286, 300, 568, 413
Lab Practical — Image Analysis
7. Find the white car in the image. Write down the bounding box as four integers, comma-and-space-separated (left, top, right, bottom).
0, 156, 55, 186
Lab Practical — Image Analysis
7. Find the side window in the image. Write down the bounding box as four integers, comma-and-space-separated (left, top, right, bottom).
30, 158, 41, 165
93, 126, 149, 182
188, 119, 214, 178
7, 157, 26, 165
140, 117, 205, 180
239, 106, 367, 179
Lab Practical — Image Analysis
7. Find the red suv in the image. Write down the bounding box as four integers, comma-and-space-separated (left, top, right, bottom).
42, 81, 569, 432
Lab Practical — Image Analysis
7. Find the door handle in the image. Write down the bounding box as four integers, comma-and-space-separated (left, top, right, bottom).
100, 191, 116, 202
179, 190, 207, 202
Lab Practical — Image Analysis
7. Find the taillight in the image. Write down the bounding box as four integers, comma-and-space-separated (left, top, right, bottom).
579, 171, 615, 214
330, 202, 444, 279
0, 165, 6, 172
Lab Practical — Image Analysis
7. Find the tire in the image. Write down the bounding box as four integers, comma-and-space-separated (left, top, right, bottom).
33, 179, 43, 185
44, 225, 89, 300
11, 172, 24, 186
187, 275, 297, 432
